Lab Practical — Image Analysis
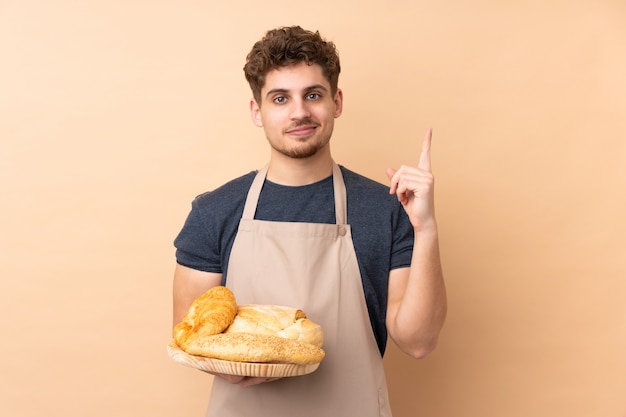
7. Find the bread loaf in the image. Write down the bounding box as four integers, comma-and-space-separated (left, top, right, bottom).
225, 304, 324, 347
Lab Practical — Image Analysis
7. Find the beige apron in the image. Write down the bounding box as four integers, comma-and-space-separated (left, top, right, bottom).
206, 162, 392, 417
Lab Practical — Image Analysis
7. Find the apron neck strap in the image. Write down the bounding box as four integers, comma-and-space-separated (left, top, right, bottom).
241, 161, 347, 225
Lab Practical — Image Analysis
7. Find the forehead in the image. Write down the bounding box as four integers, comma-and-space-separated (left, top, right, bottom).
262, 63, 330, 95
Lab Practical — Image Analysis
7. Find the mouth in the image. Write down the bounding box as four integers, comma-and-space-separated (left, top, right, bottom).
285, 124, 318, 137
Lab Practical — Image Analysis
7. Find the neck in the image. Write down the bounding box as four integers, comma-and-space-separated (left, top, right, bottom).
266, 148, 333, 186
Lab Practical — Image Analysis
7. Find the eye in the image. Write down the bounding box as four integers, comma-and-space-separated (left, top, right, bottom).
306, 93, 321, 100
273, 96, 287, 104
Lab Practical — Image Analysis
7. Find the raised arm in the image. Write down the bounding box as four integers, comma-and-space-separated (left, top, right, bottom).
385, 128, 447, 358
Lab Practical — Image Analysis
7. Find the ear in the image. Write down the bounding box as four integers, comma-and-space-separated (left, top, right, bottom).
333, 88, 343, 118
250, 98, 263, 127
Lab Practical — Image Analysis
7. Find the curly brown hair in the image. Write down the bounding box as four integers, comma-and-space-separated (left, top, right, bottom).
243, 26, 341, 104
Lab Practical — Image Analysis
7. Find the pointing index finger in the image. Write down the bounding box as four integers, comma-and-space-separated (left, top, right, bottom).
418, 128, 433, 171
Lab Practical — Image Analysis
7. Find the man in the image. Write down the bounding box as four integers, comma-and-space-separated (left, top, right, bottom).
173, 26, 447, 416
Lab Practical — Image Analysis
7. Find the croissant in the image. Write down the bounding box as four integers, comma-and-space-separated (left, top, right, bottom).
173, 286, 237, 351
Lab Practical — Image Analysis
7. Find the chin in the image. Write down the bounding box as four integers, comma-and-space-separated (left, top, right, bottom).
274, 143, 327, 159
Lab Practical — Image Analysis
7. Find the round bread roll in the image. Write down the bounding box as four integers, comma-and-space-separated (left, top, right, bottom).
276, 317, 324, 347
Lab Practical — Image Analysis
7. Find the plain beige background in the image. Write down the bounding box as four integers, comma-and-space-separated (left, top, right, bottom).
1, 0, 625, 416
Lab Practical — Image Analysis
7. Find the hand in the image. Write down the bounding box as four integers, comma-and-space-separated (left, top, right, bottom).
212, 372, 282, 387
386, 128, 436, 232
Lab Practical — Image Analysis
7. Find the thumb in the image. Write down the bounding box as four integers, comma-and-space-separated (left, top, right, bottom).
386, 167, 396, 180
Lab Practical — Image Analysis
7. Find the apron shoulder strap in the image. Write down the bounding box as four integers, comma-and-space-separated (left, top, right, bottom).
241, 165, 268, 220
332, 162, 347, 225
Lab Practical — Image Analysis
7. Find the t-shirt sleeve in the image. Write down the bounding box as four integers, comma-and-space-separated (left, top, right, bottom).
174, 196, 223, 273
389, 204, 414, 270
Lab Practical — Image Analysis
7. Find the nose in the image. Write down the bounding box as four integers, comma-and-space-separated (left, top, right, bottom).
290, 98, 311, 120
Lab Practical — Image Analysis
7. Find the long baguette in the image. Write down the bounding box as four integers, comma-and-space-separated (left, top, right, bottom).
185, 332, 325, 365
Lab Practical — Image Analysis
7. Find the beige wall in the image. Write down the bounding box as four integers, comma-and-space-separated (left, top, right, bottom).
1, 1, 624, 416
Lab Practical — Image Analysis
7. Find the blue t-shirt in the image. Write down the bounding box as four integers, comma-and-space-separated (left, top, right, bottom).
174, 165, 414, 355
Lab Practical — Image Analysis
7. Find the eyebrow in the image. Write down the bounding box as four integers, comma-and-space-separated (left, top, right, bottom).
264, 84, 329, 100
